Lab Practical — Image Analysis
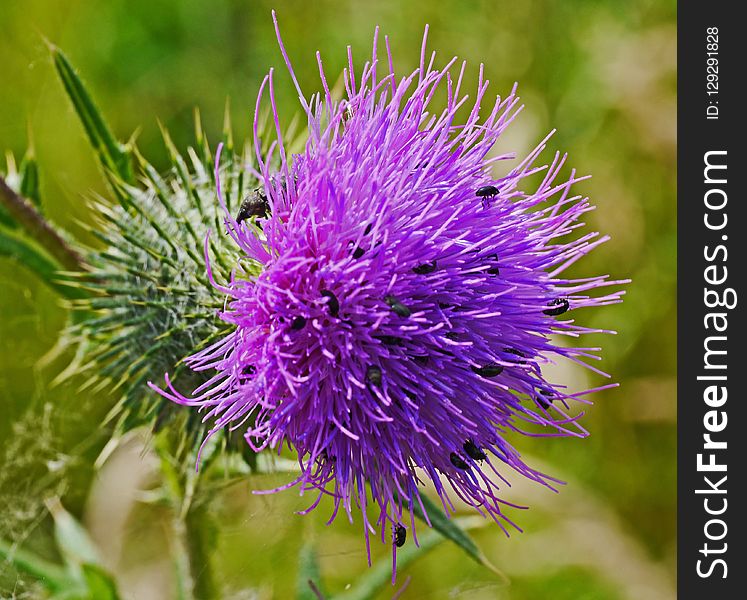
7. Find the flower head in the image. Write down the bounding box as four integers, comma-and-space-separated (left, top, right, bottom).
153, 15, 625, 566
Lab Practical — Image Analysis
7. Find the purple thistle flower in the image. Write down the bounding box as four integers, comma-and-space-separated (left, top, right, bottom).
151, 14, 626, 570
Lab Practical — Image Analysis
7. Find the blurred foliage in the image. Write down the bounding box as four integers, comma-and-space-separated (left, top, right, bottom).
0, 0, 675, 598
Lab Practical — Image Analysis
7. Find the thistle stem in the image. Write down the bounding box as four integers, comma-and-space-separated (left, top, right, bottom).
0, 175, 87, 272
184, 503, 217, 600
155, 433, 218, 600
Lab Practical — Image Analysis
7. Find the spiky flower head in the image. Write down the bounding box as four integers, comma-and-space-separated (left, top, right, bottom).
153, 18, 625, 563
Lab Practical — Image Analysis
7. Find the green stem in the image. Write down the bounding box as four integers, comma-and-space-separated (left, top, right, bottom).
184, 502, 217, 600
0, 176, 87, 272
154, 433, 217, 600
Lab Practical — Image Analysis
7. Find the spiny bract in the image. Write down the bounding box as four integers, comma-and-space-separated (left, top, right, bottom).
65, 117, 260, 435
153, 18, 626, 565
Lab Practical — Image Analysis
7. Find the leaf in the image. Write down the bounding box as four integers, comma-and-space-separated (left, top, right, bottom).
80, 564, 122, 600
0, 226, 85, 299
411, 493, 501, 576
296, 541, 325, 600
46, 497, 101, 569
0, 537, 79, 593
49, 43, 134, 184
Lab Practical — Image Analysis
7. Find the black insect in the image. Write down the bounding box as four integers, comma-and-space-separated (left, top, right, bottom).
413, 260, 437, 275
537, 389, 554, 410
476, 185, 500, 207
471, 363, 504, 378
475, 185, 500, 198
375, 335, 403, 346
320, 290, 340, 316
385, 295, 411, 318
503, 347, 527, 364
236, 188, 269, 223
463, 439, 487, 461
318, 449, 337, 464
366, 365, 382, 386
290, 316, 307, 330
480, 252, 500, 275
449, 452, 470, 470
394, 524, 407, 547
364, 223, 373, 235
543, 298, 570, 316
350, 245, 365, 259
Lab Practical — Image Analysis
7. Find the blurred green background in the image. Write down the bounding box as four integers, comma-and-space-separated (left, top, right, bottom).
0, 0, 675, 598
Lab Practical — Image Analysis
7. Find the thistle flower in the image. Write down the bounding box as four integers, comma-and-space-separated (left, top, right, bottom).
153, 16, 626, 566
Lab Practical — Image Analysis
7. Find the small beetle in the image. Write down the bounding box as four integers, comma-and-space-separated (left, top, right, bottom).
463, 439, 487, 461
290, 316, 307, 330
366, 365, 382, 386
236, 188, 269, 223
412, 260, 437, 275
476, 185, 500, 208
385, 295, 411, 318
449, 452, 470, 470
475, 185, 500, 198
320, 290, 340, 317
537, 389, 554, 410
394, 524, 407, 547
375, 335, 403, 346
471, 363, 504, 378
543, 298, 570, 316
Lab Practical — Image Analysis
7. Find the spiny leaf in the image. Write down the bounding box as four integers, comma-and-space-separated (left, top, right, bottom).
50, 43, 134, 184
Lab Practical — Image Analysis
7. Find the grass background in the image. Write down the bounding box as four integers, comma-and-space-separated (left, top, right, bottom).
0, 0, 675, 598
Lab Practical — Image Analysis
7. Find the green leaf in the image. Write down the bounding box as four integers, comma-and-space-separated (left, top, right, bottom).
50, 43, 134, 184
411, 494, 501, 576
0, 226, 85, 299
0, 537, 79, 593
296, 541, 325, 600
46, 497, 102, 569
80, 563, 122, 600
